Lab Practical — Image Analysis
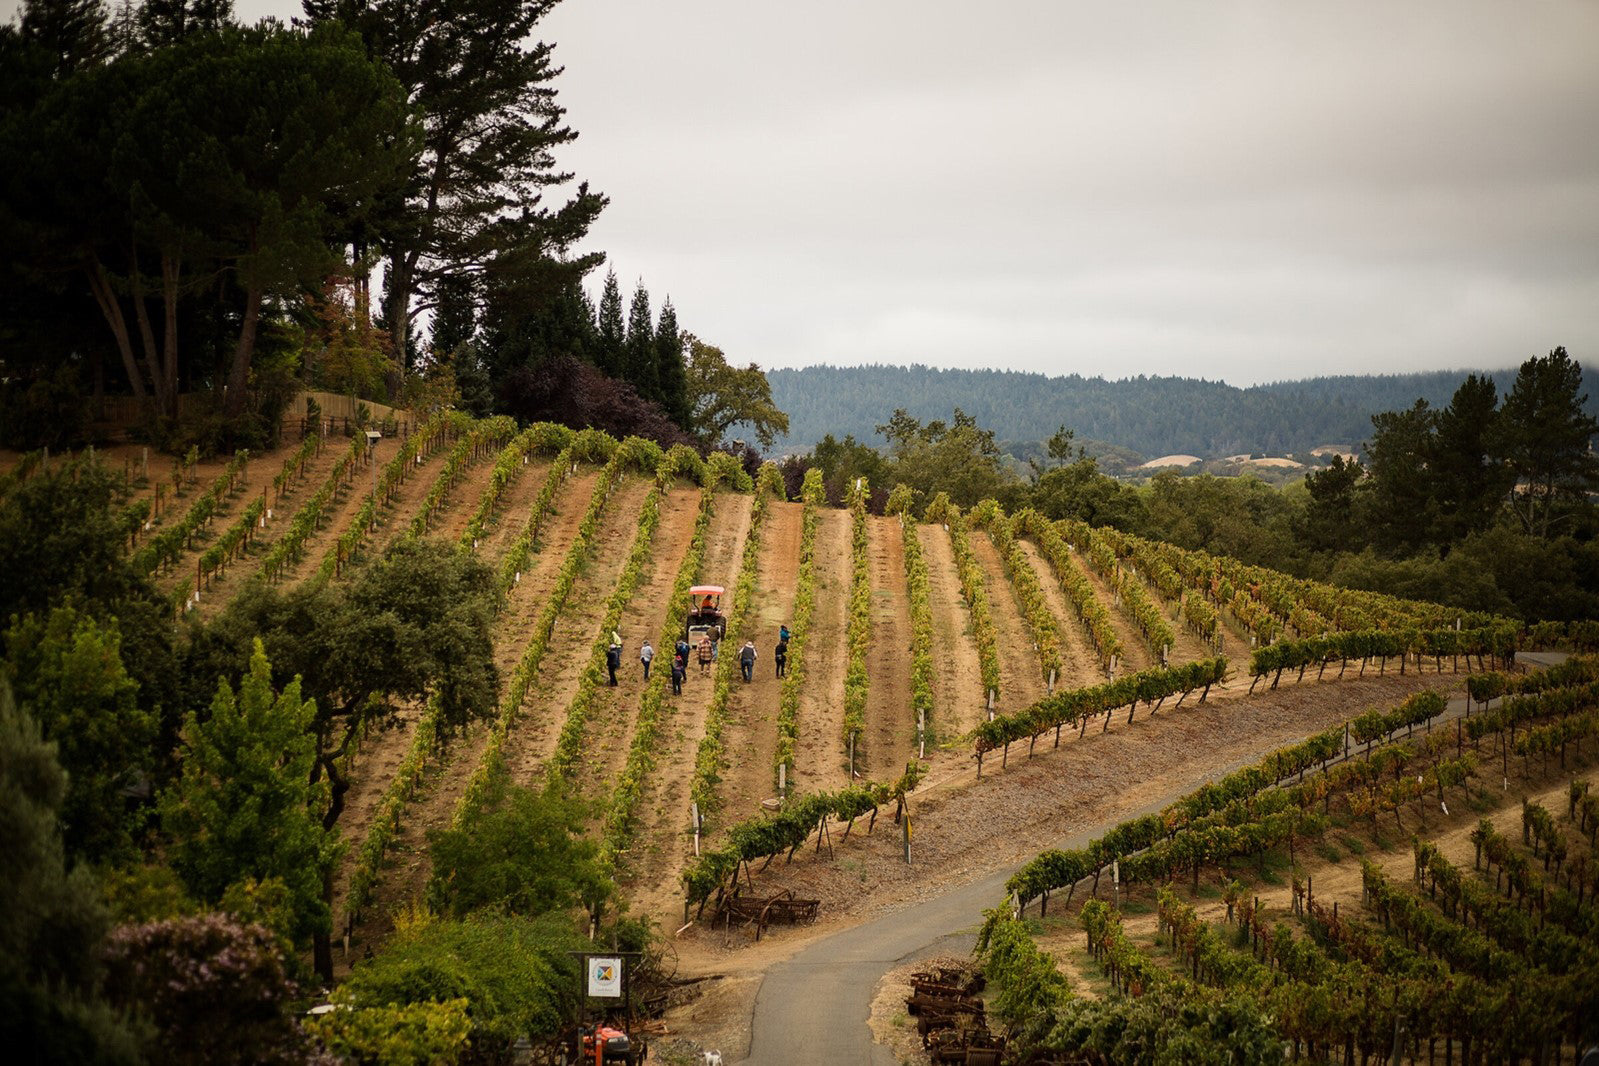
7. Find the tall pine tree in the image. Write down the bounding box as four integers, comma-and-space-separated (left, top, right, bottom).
18, 0, 113, 76
594, 268, 625, 377
624, 278, 658, 403
137, 0, 233, 48
654, 296, 690, 428
302, 0, 606, 368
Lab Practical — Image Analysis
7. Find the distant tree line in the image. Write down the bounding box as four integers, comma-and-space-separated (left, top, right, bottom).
766, 363, 1599, 461
786, 348, 1599, 622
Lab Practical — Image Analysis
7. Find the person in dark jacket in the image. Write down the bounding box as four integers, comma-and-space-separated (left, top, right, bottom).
606, 641, 621, 686
774, 636, 789, 678
739, 640, 757, 682
670, 653, 686, 695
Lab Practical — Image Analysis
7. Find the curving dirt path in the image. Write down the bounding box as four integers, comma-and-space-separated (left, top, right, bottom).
1014, 539, 1106, 693
663, 671, 1459, 1063
621, 492, 754, 920
792, 508, 854, 791
717, 501, 805, 822
577, 486, 707, 797
969, 530, 1047, 717
863, 515, 915, 781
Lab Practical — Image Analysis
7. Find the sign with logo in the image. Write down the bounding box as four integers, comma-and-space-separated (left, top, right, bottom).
587, 956, 623, 998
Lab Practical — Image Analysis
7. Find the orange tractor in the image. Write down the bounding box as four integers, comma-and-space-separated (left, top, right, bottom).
685, 585, 727, 644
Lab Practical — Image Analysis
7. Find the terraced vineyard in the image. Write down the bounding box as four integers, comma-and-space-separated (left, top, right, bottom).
70, 427, 1589, 974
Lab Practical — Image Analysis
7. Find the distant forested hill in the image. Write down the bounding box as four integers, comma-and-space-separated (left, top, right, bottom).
766, 364, 1597, 458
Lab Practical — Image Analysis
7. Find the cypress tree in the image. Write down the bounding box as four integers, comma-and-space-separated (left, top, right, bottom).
624, 278, 658, 403
595, 269, 625, 377
655, 296, 690, 428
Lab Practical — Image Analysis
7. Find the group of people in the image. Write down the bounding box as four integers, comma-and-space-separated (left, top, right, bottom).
604, 623, 793, 693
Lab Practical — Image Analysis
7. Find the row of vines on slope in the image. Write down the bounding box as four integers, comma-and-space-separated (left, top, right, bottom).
970, 501, 1062, 690
1010, 508, 1122, 676
689, 463, 785, 823
923, 493, 1002, 703
316, 410, 469, 581
405, 416, 517, 539
842, 477, 872, 767
546, 444, 707, 782
1058, 518, 1176, 662
598, 472, 723, 868
773, 469, 827, 786
886, 484, 936, 749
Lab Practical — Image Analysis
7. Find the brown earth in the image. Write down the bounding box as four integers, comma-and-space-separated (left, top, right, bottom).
577, 486, 708, 797
619, 492, 754, 921
469, 458, 556, 562
331, 467, 603, 944
717, 500, 804, 823
1063, 546, 1158, 674
864, 514, 916, 780
1014, 539, 1108, 693
502, 475, 657, 782
792, 508, 854, 792
915, 522, 987, 743
968, 530, 1047, 717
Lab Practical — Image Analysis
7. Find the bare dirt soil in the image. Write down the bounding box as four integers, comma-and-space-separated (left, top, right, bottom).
331, 468, 604, 943
578, 486, 708, 798
622, 492, 754, 921
1014, 539, 1109, 693
503, 476, 657, 781
864, 514, 917, 781
968, 530, 1047, 717
916, 523, 987, 742
792, 508, 854, 792
716, 500, 804, 825
1063, 546, 1158, 674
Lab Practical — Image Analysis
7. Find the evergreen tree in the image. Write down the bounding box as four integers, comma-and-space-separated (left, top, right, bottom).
1430, 373, 1511, 545
429, 273, 478, 359
158, 640, 333, 952
1492, 346, 1599, 537
3, 608, 155, 864
0, 684, 142, 1064
137, 0, 233, 48
1363, 399, 1437, 555
654, 296, 690, 428
624, 278, 658, 402
302, 0, 606, 368
594, 268, 625, 376
18, 0, 112, 76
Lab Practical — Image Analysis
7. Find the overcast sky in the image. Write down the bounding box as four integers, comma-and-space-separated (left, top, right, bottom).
18, 0, 1599, 385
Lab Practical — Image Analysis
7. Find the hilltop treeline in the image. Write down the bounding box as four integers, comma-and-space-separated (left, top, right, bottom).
768, 363, 1599, 459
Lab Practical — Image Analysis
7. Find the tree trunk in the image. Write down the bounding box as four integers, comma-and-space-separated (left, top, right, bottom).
161, 252, 181, 415
225, 276, 264, 418
83, 256, 149, 404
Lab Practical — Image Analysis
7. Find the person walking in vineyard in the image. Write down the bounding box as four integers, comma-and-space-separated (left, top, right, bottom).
774, 634, 789, 678
606, 640, 621, 686
640, 639, 654, 681
697, 634, 714, 675
739, 640, 757, 683
670, 653, 686, 695
675, 635, 690, 665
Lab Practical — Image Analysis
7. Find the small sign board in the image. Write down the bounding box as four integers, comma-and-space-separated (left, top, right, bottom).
587, 956, 623, 998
